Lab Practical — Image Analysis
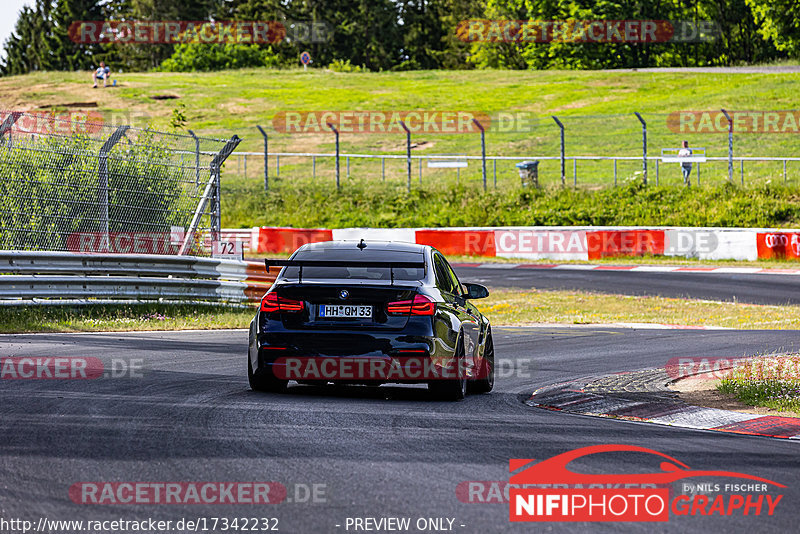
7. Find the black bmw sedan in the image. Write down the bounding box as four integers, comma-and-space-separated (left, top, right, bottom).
248, 240, 494, 400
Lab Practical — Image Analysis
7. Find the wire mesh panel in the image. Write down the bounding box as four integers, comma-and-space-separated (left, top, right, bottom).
0, 111, 237, 256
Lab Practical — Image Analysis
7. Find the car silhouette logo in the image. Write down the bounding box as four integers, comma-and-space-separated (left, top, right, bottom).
339, 290, 349, 300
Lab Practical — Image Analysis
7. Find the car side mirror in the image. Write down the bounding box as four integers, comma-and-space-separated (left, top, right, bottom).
463, 283, 489, 299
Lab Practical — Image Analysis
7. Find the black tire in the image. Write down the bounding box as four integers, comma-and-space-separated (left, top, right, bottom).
248, 355, 288, 393
429, 335, 467, 401
469, 330, 494, 394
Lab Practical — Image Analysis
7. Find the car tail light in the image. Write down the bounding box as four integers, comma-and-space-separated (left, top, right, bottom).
260, 292, 305, 313
386, 294, 435, 316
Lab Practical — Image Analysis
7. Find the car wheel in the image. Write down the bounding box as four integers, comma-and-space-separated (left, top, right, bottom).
248, 354, 288, 393
429, 334, 467, 401
469, 330, 494, 394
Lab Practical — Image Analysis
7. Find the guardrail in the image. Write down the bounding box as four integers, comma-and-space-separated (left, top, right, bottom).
0, 251, 276, 305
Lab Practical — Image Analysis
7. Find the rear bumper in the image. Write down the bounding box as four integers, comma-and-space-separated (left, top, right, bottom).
255, 329, 457, 384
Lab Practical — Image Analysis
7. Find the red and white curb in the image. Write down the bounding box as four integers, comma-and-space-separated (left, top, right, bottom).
528, 369, 800, 440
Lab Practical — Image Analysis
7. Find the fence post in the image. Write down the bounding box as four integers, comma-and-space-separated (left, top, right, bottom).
187, 129, 201, 194
741, 159, 744, 186
382, 157, 385, 182
98, 125, 130, 252
276, 155, 280, 178
573, 158, 577, 187
313, 156, 316, 179
327, 122, 340, 189
721, 109, 733, 183
634, 112, 647, 185
399, 120, 412, 192
472, 118, 487, 191
0, 111, 22, 147
180, 135, 241, 254
552, 116, 565, 187
785, 160, 787, 183
614, 159, 617, 186
419, 157, 422, 184
493, 159, 497, 188
256, 125, 268, 192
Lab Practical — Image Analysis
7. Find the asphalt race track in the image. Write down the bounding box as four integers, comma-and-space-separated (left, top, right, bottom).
1, 327, 799, 533
454, 265, 800, 305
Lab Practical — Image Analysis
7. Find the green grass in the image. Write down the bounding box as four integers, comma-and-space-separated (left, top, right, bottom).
475, 289, 800, 329
224, 179, 800, 228
718, 354, 800, 414
0, 303, 255, 333
3, 287, 796, 333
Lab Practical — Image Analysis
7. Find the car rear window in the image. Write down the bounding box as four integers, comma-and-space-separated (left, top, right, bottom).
279, 249, 426, 281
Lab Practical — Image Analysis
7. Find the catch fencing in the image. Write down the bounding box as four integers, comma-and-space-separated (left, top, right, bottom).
0, 110, 240, 256
229, 111, 800, 191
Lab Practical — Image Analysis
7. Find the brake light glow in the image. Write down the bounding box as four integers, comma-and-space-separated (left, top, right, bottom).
260, 292, 305, 313
386, 294, 436, 316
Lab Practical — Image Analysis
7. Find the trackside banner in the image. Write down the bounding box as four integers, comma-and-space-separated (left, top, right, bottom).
238, 226, 800, 262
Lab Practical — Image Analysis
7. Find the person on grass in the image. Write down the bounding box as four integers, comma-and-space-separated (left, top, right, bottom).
92, 62, 110, 88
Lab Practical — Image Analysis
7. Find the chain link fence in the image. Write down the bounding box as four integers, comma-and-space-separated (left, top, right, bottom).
0, 111, 240, 256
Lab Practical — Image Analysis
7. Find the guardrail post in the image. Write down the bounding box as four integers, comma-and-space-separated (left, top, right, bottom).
552, 116, 565, 187
656, 159, 659, 185
98, 125, 130, 252
634, 112, 647, 185
614, 159, 617, 186
399, 120, 412, 192
472, 118, 487, 191
327, 123, 340, 189
348, 156, 351, 179
493, 159, 497, 188
313, 156, 316, 179
721, 109, 733, 183
256, 125, 269, 192
276, 155, 280, 178
381, 157, 385, 182
785, 160, 787, 183
187, 130, 201, 194
419, 157, 422, 184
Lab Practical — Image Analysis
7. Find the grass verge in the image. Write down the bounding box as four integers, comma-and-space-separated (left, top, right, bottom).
223, 180, 800, 229
718, 354, 800, 414
0, 303, 255, 333
473, 289, 800, 329
2, 288, 797, 333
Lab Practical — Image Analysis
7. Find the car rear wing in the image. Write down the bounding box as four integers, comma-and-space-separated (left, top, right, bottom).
264, 259, 426, 285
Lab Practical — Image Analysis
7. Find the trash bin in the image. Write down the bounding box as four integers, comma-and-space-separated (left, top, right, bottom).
515, 160, 539, 187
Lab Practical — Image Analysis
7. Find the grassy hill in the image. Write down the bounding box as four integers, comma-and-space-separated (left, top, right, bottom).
2, 68, 800, 227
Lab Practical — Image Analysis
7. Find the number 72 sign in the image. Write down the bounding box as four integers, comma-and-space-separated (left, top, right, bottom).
212, 240, 244, 259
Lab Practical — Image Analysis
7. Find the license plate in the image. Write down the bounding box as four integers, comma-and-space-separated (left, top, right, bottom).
319, 305, 372, 319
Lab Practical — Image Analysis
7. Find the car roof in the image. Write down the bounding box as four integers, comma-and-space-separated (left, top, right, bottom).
296, 240, 429, 254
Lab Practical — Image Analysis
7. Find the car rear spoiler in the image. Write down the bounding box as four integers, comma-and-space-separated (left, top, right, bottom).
264, 259, 425, 285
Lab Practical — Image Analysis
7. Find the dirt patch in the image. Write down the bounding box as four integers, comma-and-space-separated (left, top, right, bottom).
670, 377, 800, 418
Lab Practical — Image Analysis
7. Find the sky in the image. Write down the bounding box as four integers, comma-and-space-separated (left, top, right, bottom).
1, 1, 33, 59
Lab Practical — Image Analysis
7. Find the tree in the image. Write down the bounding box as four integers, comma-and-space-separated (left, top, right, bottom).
746, 0, 800, 58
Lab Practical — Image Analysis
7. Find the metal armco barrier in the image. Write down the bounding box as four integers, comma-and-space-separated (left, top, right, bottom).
0, 251, 275, 304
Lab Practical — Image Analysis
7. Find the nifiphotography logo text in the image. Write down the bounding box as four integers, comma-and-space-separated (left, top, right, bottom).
509, 445, 784, 522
